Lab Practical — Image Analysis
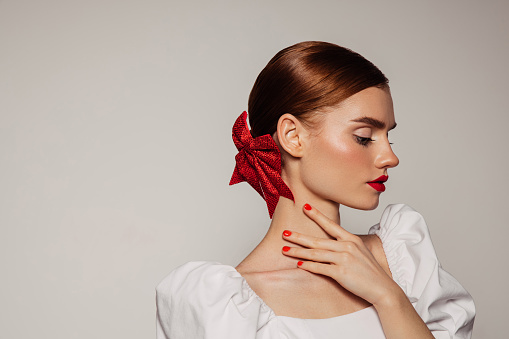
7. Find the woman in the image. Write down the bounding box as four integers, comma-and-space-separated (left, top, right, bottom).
156, 41, 476, 338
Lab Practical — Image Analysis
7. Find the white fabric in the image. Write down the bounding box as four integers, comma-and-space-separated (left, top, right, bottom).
156, 203, 476, 338
368, 204, 476, 338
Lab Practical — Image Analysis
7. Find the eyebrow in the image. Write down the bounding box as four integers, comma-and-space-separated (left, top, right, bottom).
350, 116, 397, 130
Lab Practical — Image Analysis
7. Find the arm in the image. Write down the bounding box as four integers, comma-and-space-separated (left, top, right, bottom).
370, 204, 476, 338
369, 232, 435, 338
374, 288, 434, 339
369, 231, 435, 338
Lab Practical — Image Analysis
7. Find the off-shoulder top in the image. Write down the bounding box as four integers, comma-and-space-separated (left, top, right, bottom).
155, 204, 476, 338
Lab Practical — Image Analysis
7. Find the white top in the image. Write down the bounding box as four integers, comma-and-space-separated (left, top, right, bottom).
155, 204, 476, 338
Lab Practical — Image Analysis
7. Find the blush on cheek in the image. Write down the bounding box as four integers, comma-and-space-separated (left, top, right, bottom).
325, 137, 365, 165
306, 138, 358, 181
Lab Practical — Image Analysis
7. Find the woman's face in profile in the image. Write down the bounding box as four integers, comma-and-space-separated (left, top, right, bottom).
300, 86, 399, 210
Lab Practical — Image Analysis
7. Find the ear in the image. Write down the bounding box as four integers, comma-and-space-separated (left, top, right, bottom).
274, 113, 307, 158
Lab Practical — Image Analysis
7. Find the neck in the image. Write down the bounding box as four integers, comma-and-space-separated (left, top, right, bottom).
236, 195, 342, 273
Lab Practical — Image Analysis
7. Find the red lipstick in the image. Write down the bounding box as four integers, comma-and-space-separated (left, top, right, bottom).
367, 175, 388, 192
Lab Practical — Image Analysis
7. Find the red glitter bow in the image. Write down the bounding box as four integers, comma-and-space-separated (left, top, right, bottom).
229, 111, 295, 218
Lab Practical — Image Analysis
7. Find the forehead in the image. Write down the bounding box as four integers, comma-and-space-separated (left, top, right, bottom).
324, 87, 395, 128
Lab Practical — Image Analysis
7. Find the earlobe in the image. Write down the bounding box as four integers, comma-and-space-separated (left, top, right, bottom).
276, 113, 305, 158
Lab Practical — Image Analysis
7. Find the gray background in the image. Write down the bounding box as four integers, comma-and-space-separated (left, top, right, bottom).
0, 0, 506, 338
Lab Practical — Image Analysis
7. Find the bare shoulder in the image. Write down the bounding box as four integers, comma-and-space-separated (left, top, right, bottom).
240, 268, 311, 298
358, 234, 392, 279
239, 268, 320, 316
242, 267, 374, 318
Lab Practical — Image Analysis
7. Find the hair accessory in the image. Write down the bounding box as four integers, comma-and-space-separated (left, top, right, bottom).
229, 111, 295, 218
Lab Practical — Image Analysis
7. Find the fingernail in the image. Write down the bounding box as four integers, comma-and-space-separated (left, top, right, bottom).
283, 230, 292, 237
304, 204, 311, 210
297, 261, 303, 266
282, 246, 291, 252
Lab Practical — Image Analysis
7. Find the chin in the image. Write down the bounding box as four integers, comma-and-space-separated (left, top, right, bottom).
341, 198, 380, 211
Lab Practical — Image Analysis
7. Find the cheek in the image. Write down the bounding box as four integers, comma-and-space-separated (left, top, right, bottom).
303, 136, 368, 187
300, 136, 377, 207
314, 136, 366, 172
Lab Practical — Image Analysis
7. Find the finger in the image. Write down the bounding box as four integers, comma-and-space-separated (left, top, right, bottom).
283, 230, 348, 252
302, 203, 354, 240
297, 260, 331, 277
282, 246, 337, 263
283, 230, 362, 254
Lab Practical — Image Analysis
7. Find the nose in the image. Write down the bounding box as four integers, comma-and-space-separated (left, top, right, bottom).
375, 142, 399, 169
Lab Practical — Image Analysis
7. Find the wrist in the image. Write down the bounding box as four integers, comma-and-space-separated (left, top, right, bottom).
373, 285, 408, 311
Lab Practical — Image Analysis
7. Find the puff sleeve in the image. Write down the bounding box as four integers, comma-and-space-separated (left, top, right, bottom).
155, 261, 277, 339
368, 204, 476, 339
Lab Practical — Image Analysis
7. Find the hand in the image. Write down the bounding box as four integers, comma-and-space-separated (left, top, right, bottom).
281, 203, 401, 307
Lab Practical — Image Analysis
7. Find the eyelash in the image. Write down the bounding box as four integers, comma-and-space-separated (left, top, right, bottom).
355, 136, 394, 147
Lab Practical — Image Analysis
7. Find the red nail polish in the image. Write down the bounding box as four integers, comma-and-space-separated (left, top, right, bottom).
304, 204, 311, 210
297, 261, 303, 266
282, 246, 291, 252
283, 230, 292, 237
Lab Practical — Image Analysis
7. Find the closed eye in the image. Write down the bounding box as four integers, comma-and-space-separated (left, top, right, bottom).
355, 136, 374, 147
355, 135, 394, 147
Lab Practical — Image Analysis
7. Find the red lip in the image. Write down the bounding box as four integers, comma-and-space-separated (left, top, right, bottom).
368, 175, 388, 183
367, 175, 388, 192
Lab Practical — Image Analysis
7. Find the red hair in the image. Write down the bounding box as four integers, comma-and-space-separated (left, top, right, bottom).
248, 41, 389, 139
